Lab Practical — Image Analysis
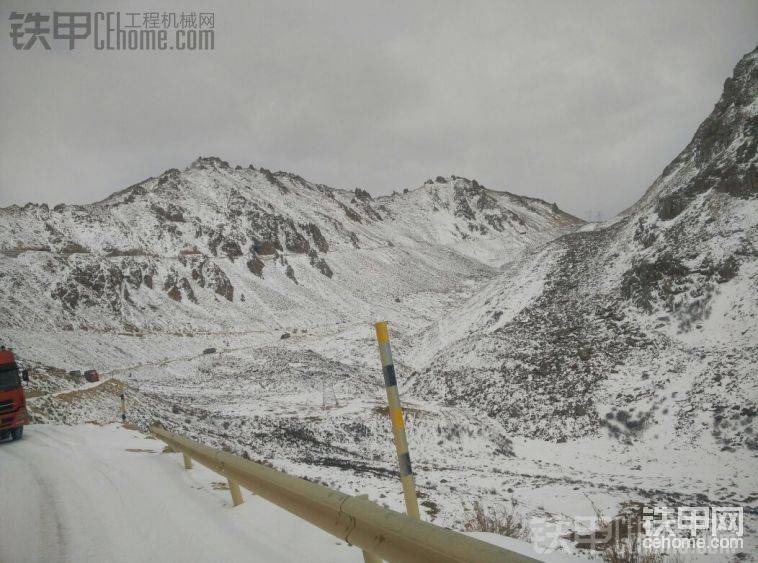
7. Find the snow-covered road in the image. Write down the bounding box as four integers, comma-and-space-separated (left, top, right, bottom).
0, 424, 362, 563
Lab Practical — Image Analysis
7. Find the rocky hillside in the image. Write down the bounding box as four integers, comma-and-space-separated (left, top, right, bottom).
0, 160, 580, 333
414, 47, 758, 447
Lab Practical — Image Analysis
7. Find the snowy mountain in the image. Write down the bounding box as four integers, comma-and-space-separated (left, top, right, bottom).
413, 48, 758, 447
0, 163, 580, 334
0, 160, 585, 551
4, 46, 756, 563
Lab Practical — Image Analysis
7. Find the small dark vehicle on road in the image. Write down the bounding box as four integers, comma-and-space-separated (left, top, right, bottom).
83, 369, 100, 383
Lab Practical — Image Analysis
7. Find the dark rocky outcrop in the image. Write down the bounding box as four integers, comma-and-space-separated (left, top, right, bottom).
151, 203, 186, 223
285, 263, 298, 284
187, 258, 234, 301
354, 188, 372, 201
308, 250, 333, 278
338, 202, 362, 223
283, 220, 310, 253
246, 253, 264, 278
304, 223, 329, 253
163, 270, 197, 303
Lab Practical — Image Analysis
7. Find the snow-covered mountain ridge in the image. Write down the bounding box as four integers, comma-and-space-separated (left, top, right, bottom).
412, 47, 757, 446
0, 162, 580, 333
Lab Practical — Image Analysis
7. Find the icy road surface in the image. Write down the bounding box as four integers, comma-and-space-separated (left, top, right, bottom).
0, 424, 363, 563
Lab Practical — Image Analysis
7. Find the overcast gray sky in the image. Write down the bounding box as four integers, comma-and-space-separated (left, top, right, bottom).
1, 1, 756, 219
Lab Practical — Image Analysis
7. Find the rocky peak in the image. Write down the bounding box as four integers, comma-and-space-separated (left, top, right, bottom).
190, 156, 231, 171
353, 188, 372, 201
629, 47, 757, 219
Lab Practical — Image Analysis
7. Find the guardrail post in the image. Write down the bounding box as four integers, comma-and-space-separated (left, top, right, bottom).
355, 495, 383, 563
183, 452, 193, 470
373, 321, 421, 520
228, 479, 244, 506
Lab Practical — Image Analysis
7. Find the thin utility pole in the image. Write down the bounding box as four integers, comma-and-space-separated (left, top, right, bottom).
373, 321, 420, 519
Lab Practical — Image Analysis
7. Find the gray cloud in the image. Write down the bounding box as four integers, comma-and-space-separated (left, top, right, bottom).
1, 0, 756, 219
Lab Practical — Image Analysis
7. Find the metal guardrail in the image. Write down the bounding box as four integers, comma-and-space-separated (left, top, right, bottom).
150, 425, 540, 563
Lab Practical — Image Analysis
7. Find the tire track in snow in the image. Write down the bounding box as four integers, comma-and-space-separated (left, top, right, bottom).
1, 442, 69, 562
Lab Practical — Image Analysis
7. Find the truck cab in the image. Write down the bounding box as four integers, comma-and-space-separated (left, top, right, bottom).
0, 348, 30, 441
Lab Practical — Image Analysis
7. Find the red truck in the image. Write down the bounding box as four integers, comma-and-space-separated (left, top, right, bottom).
0, 348, 30, 441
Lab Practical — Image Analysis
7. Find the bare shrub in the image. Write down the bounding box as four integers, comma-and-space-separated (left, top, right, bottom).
575, 500, 667, 563
464, 499, 530, 541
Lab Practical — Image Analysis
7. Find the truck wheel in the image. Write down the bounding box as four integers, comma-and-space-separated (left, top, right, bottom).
10, 426, 23, 441
0, 430, 8, 440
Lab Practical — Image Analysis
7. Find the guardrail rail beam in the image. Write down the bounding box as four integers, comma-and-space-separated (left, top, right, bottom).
150, 425, 540, 563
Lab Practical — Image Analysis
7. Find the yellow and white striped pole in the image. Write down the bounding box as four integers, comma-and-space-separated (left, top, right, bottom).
374, 321, 420, 520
